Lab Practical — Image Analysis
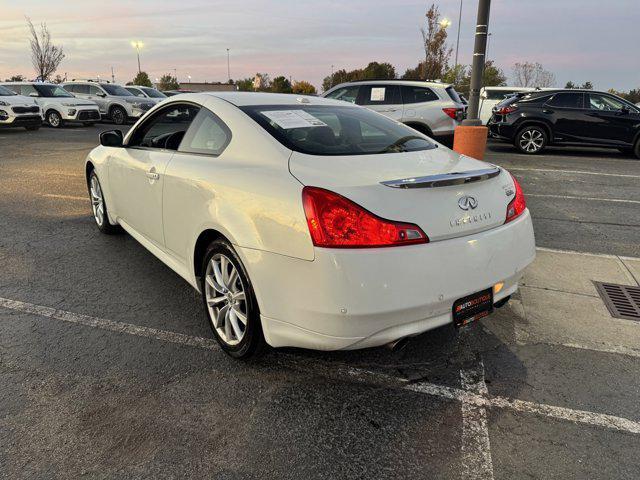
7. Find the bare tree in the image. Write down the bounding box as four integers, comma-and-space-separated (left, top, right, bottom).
420, 4, 452, 80
512, 62, 555, 88
27, 17, 65, 81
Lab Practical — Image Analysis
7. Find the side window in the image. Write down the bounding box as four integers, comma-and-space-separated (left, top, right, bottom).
63, 85, 75, 93
5, 85, 21, 94
325, 86, 360, 104
401, 86, 439, 104
178, 108, 231, 156
126, 87, 145, 97
89, 85, 103, 96
587, 93, 626, 111
128, 104, 200, 150
74, 85, 90, 94
547, 92, 583, 108
360, 85, 401, 105
19, 85, 38, 96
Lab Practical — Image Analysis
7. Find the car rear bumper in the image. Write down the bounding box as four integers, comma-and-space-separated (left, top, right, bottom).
488, 121, 516, 140
238, 210, 536, 351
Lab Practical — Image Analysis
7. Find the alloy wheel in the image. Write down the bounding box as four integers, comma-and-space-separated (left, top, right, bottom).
89, 175, 104, 227
519, 129, 544, 153
112, 108, 125, 125
48, 112, 61, 128
204, 254, 248, 346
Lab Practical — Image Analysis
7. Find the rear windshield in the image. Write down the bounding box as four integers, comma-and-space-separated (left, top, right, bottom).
240, 104, 436, 156
445, 86, 462, 104
34, 84, 73, 97
485, 89, 522, 100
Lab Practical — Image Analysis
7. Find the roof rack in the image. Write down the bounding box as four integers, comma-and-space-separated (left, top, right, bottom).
342, 78, 445, 83
70, 79, 111, 83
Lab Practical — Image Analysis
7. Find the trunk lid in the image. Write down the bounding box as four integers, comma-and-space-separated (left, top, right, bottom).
289, 147, 514, 242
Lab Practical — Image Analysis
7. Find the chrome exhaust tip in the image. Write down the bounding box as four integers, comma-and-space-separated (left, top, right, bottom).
386, 337, 410, 352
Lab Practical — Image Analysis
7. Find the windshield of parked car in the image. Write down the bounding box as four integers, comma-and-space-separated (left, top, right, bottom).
34, 84, 74, 98
101, 84, 134, 96
241, 104, 437, 156
141, 87, 166, 98
0, 85, 17, 96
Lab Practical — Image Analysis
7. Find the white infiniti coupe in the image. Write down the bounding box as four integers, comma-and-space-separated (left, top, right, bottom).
86, 92, 535, 358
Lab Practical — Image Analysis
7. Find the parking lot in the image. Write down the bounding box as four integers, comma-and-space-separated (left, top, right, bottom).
1, 125, 639, 479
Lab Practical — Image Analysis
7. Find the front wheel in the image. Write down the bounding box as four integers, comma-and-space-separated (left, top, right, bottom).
201, 240, 265, 359
47, 110, 63, 128
634, 140, 640, 160
515, 126, 547, 154
88, 170, 121, 234
109, 106, 127, 125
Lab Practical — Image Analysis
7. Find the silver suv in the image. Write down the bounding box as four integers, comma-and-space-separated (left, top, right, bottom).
323, 80, 465, 143
124, 85, 167, 104
62, 81, 155, 125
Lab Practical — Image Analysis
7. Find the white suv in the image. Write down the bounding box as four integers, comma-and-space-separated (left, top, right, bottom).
2, 82, 101, 128
0, 84, 42, 130
124, 85, 167, 104
322, 80, 465, 143
62, 81, 155, 125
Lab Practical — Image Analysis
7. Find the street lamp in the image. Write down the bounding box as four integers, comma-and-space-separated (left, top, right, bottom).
130, 41, 143, 73
439, 18, 451, 29
187, 75, 192, 84
454, 0, 463, 67
226, 48, 230, 83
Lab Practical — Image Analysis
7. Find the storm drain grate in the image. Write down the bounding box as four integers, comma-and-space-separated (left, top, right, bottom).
594, 282, 640, 321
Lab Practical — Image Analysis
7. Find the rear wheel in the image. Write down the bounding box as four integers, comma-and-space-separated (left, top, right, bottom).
109, 106, 127, 125
201, 240, 265, 359
46, 110, 63, 128
634, 139, 640, 159
515, 125, 547, 154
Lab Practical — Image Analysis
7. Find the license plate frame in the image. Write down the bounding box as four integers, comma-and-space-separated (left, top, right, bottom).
452, 288, 493, 327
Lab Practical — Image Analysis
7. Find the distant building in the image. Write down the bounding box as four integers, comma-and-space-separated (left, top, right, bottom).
179, 82, 237, 92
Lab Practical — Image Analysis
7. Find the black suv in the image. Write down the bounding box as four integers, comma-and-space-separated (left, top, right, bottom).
488, 89, 640, 157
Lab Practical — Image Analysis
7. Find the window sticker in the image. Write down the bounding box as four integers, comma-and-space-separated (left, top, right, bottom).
261, 110, 328, 129
370, 87, 386, 102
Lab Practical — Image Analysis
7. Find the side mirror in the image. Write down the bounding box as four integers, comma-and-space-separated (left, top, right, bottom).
100, 130, 123, 147
96, 92, 106, 98
621, 106, 630, 114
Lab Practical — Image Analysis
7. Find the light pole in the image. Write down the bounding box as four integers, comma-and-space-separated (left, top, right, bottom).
462, 0, 491, 125
130, 41, 143, 74
330, 64, 334, 88
226, 49, 230, 82
187, 75, 192, 84
454, 0, 463, 67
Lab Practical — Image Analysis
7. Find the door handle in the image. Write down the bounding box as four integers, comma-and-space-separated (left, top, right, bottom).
146, 171, 159, 180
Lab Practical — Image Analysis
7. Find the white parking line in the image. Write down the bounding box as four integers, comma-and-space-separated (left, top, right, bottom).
1, 296, 640, 436
527, 193, 640, 204
42, 194, 87, 201
508, 168, 640, 179
460, 361, 494, 480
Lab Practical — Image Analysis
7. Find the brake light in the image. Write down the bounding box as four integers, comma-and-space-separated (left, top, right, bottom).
495, 105, 518, 115
505, 174, 526, 223
442, 107, 460, 119
302, 186, 428, 248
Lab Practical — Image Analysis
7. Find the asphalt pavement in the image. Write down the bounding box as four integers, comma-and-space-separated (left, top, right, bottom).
1, 124, 639, 479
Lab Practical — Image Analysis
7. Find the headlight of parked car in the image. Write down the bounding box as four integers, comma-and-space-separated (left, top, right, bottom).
0, 101, 9, 106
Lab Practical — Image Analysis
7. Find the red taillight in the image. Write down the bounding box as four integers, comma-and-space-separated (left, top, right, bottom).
302, 186, 428, 248
442, 107, 460, 119
495, 105, 518, 115
505, 174, 526, 223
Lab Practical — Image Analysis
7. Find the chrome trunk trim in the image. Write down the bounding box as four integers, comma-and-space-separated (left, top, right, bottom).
381, 167, 501, 189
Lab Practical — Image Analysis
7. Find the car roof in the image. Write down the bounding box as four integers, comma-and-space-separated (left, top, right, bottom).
1, 82, 57, 86
481, 86, 533, 91
329, 79, 451, 89
199, 91, 351, 107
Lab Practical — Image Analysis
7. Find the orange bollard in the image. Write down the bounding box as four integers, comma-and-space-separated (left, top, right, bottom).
453, 125, 489, 160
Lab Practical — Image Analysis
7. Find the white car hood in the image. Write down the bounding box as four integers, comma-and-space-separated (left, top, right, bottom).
0, 94, 37, 107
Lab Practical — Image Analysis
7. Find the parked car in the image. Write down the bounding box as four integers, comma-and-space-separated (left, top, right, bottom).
479, 86, 535, 125
2, 82, 101, 128
124, 85, 167, 103
86, 92, 535, 358
488, 89, 640, 157
322, 80, 465, 143
62, 81, 155, 125
0, 84, 42, 130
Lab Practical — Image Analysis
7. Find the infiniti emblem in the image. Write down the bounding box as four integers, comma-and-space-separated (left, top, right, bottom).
458, 195, 478, 211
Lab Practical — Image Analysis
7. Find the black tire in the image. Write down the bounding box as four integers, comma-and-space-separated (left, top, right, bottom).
109, 106, 127, 125
200, 239, 265, 359
617, 147, 633, 155
87, 170, 122, 234
633, 139, 640, 160
46, 110, 63, 128
515, 125, 548, 154
25, 125, 40, 131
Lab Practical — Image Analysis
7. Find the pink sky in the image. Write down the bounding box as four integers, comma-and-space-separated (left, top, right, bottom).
1, 0, 638, 91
